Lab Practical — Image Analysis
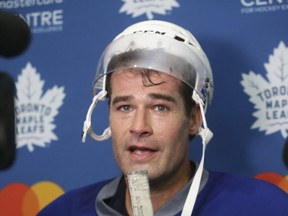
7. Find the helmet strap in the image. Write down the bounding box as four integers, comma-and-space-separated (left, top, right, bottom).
82, 90, 111, 142
181, 90, 213, 216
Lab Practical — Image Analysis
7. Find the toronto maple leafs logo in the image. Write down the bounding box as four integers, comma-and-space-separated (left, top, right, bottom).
241, 41, 288, 138
15, 62, 66, 152
119, 0, 179, 19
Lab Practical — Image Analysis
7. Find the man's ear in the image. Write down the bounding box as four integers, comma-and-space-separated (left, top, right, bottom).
189, 105, 202, 136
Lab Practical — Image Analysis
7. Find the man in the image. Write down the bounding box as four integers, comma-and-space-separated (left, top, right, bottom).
38, 20, 288, 216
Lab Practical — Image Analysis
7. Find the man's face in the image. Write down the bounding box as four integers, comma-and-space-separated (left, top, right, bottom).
109, 70, 200, 185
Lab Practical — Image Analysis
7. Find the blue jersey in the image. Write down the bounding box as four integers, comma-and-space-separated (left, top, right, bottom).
38, 171, 288, 216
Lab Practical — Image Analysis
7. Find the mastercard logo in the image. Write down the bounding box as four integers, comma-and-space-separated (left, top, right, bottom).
0, 181, 64, 216
255, 172, 288, 193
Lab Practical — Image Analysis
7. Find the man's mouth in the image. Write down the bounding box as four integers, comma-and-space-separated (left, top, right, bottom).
128, 146, 158, 161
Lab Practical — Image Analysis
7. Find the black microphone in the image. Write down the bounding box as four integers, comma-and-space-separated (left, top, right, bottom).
0, 72, 16, 170
0, 10, 31, 58
0, 10, 30, 169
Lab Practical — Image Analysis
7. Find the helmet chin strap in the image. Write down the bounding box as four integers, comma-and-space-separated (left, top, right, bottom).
82, 90, 111, 143
181, 90, 213, 216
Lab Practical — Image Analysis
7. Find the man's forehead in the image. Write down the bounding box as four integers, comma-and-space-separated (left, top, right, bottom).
110, 69, 180, 83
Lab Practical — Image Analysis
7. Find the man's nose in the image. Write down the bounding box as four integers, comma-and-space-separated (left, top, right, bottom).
129, 108, 152, 137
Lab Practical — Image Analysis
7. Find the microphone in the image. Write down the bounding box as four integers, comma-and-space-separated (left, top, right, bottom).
0, 72, 16, 170
0, 10, 31, 58
0, 10, 31, 169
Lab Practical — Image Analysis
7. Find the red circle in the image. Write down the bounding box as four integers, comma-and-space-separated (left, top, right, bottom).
254, 172, 283, 186
0, 182, 38, 215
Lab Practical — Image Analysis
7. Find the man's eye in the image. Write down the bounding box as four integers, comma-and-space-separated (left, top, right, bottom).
154, 105, 168, 112
119, 105, 131, 112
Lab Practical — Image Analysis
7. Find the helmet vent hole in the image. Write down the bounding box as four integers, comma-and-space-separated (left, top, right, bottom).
174, 35, 185, 42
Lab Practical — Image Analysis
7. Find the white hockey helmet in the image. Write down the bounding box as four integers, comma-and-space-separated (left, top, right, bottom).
94, 20, 213, 107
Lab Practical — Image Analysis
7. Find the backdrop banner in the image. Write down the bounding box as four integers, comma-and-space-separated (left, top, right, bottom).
0, 0, 287, 214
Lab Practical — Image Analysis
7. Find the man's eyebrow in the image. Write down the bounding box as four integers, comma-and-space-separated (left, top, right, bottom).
149, 93, 177, 103
111, 93, 177, 105
111, 95, 133, 105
